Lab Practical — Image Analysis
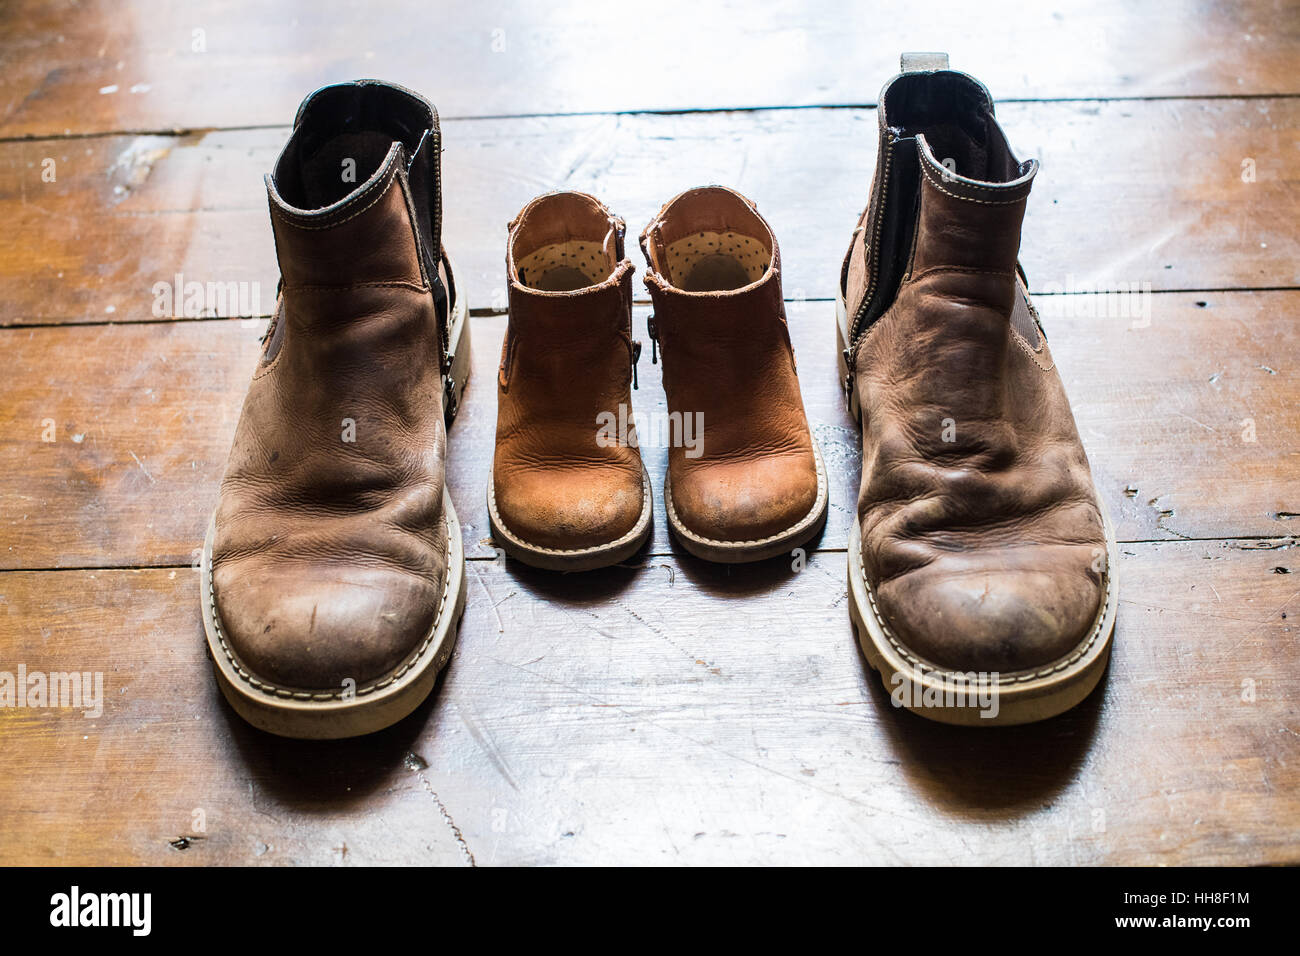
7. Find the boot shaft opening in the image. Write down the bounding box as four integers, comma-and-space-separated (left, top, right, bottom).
508, 192, 624, 292
642, 186, 774, 293
882, 70, 1020, 184
273, 81, 437, 212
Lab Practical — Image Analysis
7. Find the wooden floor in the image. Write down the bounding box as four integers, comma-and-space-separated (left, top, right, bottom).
1, 1, 1297, 865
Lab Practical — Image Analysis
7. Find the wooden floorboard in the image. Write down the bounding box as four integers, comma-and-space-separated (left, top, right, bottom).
2, 294, 1296, 572
3, 0, 1298, 138
3, 98, 1298, 325
0, 537, 1295, 865
2, 0, 1296, 867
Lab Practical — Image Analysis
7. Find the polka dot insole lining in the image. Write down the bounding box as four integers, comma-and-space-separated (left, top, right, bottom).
516, 240, 609, 289
665, 231, 770, 287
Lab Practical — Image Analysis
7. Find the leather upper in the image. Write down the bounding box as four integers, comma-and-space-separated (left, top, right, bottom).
492, 191, 646, 551
845, 70, 1108, 675
642, 186, 820, 543
211, 83, 451, 692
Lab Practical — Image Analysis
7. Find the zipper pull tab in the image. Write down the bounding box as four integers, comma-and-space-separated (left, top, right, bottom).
631, 340, 642, 389
647, 314, 659, 364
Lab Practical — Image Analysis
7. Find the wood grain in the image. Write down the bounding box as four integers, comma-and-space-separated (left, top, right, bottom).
2, 0, 1297, 139
3, 98, 1297, 325
2, 0, 1297, 868
1, 537, 1295, 865
2, 293, 1296, 572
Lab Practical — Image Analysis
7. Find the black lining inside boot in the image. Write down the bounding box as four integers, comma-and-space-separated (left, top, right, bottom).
286, 130, 395, 210
274, 84, 432, 211
857, 71, 1023, 334
883, 71, 1015, 182
270, 81, 449, 358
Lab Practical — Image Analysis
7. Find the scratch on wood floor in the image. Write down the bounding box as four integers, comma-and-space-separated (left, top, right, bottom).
1175, 410, 1215, 432
481, 653, 920, 850
128, 450, 155, 483
407, 756, 476, 867
609, 600, 706, 667
456, 702, 520, 793
469, 561, 508, 634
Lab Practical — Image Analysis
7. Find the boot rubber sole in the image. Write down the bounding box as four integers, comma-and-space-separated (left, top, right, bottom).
837, 289, 1118, 725
487, 466, 654, 571
200, 487, 467, 739
664, 440, 829, 564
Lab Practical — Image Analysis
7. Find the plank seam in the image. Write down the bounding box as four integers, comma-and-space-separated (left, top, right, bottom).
4, 92, 1300, 142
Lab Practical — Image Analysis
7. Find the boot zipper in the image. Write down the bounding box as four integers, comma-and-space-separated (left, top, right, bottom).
852, 128, 898, 344
426, 114, 448, 375
631, 339, 642, 389
426, 106, 443, 284
647, 313, 659, 364
434, 121, 450, 377
844, 127, 898, 398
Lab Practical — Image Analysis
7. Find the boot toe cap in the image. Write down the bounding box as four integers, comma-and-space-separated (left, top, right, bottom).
211, 562, 440, 691
669, 452, 821, 543
492, 467, 646, 551
874, 555, 1105, 675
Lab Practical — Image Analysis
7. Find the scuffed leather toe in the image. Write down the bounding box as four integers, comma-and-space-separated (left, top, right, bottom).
212, 562, 440, 691
874, 549, 1105, 674
670, 452, 819, 543
493, 466, 644, 551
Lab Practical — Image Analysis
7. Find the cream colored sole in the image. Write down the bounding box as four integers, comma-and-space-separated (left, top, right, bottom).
664, 440, 830, 564
837, 291, 1118, 725
487, 466, 654, 572
200, 488, 466, 739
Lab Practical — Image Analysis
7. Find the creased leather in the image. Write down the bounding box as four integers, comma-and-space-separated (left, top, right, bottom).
849, 91, 1107, 675
212, 131, 449, 692
642, 186, 819, 543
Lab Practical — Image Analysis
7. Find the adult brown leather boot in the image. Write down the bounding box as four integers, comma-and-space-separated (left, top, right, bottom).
837, 55, 1117, 725
200, 81, 471, 739
489, 191, 652, 571
641, 186, 828, 563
